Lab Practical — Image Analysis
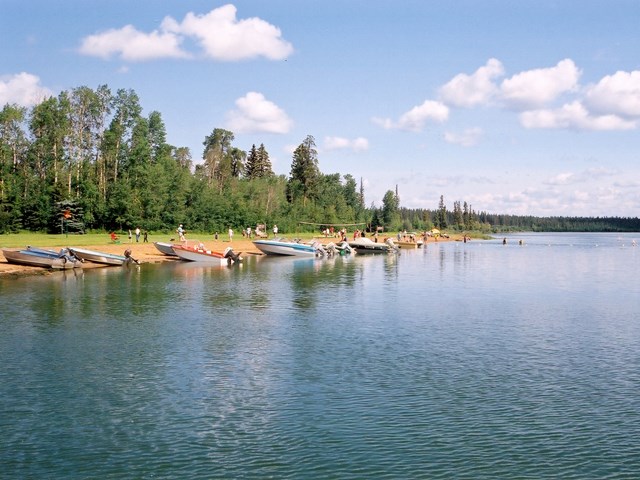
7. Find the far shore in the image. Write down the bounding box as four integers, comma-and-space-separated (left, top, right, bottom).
0, 232, 462, 278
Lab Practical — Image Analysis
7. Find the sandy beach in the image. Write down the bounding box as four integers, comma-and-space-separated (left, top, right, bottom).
0, 234, 454, 278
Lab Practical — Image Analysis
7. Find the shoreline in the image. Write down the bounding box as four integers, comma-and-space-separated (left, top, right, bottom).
0, 234, 458, 278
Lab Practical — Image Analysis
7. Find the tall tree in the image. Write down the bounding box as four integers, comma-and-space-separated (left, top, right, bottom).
381, 189, 400, 228
288, 135, 319, 206
435, 195, 447, 229
202, 128, 234, 188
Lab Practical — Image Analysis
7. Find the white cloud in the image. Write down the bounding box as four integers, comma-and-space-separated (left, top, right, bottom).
443, 127, 483, 147
324, 136, 369, 152
584, 70, 640, 118
373, 100, 449, 132
79, 4, 293, 62
163, 4, 293, 61
501, 59, 581, 108
225, 92, 292, 134
439, 58, 504, 107
78, 25, 188, 61
520, 101, 636, 130
0, 72, 52, 106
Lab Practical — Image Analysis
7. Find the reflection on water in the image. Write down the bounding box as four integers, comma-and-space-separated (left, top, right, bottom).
1, 233, 639, 479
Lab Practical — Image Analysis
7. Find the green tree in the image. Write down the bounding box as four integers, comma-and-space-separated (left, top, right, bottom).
288, 135, 319, 206
381, 189, 400, 229
435, 195, 447, 229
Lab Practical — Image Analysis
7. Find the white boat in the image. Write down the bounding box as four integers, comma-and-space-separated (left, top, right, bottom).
172, 244, 242, 264
348, 237, 397, 254
153, 241, 178, 256
69, 247, 132, 266
253, 239, 321, 257
2, 248, 79, 269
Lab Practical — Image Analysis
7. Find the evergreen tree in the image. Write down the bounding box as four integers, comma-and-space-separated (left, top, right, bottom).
435, 195, 448, 229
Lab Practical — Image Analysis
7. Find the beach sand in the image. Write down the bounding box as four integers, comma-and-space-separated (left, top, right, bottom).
0, 234, 453, 278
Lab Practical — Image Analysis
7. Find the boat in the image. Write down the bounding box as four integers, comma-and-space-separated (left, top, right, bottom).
26, 246, 84, 268
172, 244, 242, 264
153, 241, 179, 256
348, 237, 397, 254
2, 248, 80, 269
68, 247, 133, 266
253, 238, 323, 257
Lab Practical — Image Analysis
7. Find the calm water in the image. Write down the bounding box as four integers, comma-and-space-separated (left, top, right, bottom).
1, 233, 639, 479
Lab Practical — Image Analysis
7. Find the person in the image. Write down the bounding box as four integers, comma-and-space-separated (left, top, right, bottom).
135, 227, 141, 242
110, 232, 119, 243
503, 237, 507, 245
143, 230, 148, 243
228, 228, 233, 242
177, 224, 186, 242
273, 224, 278, 237
214, 232, 218, 240
128, 229, 132, 243
246, 226, 251, 239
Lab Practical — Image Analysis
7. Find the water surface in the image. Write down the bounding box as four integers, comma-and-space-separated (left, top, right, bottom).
1, 233, 639, 478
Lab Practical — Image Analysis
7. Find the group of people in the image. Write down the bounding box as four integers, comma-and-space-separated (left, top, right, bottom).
178, 224, 280, 243
120, 227, 148, 243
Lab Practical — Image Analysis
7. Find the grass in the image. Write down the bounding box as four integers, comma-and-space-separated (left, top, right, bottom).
0, 229, 479, 248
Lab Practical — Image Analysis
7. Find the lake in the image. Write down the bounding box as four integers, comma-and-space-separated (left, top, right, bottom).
1, 232, 639, 479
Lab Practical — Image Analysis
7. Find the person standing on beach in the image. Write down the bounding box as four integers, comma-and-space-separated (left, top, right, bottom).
273, 224, 278, 237
229, 228, 233, 242
135, 227, 141, 242
128, 229, 132, 243
177, 224, 186, 242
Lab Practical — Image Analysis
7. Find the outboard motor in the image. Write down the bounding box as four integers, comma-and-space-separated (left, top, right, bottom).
223, 247, 242, 264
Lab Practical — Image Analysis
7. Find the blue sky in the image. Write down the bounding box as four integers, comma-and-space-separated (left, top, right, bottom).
2, 0, 640, 216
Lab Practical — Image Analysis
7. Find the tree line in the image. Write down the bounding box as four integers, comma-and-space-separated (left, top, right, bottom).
1, 84, 638, 236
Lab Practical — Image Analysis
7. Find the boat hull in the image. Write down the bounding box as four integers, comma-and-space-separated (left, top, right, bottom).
153, 242, 178, 256
348, 238, 392, 253
2, 249, 74, 269
69, 247, 127, 266
172, 245, 239, 264
253, 240, 317, 256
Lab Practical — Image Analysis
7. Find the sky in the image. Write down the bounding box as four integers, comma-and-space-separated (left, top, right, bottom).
2, 0, 640, 217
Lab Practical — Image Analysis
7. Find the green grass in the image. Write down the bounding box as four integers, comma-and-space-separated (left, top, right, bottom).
0, 232, 125, 248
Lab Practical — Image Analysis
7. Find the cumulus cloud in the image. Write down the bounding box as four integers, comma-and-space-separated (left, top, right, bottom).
520, 101, 636, 130
500, 59, 581, 109
372, 100, 449, 132
443, 127, 483, 147
162, 4, 293, 61
79, 25, 188, 61
439, 58, 504, 107
584, 70, 640, 118
0, 72, 52, 106
225, 92, 292, 134
79, 4, 293, 62
324, 136, 369, 152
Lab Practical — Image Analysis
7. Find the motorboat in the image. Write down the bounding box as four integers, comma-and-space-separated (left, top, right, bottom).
172, 244, 242, 264
2, 248, 81, 269
68, 247, 132, 266
153, 241, 179, 256
253, 238, 323, 257
26, 246, 84, 268
348, 237, 397, 254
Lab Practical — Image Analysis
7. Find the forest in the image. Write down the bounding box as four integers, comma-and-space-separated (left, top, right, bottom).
1, 84, 638, 236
